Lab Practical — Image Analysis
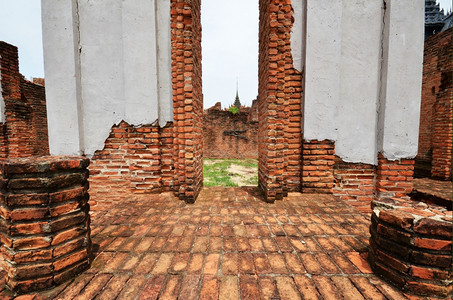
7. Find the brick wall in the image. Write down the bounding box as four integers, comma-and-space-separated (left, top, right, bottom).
333, 158, 375, 213
0, 41, 49, 159
258, 0, 302, 202
375, 154, 414, 200
302, 140, 335, 194
203, 105, 258, 159
417, 28, 452, 178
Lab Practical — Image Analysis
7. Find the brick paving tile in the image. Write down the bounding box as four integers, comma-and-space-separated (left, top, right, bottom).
413, 178, 452, 201
293, 275, 322, 300
219, 276, 238, 300
0, 187, 411, 299
275, 276, 302, 300
239, 275, 261, 299
258, 276, 278, 299
95, 274, 130, 300
177, 275, 201, 300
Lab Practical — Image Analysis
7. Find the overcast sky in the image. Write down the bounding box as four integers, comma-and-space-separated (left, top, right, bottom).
0, 0, 451, 109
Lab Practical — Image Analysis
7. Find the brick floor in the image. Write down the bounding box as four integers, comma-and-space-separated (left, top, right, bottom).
0, 187, 411, 299
413, 178, 453, 202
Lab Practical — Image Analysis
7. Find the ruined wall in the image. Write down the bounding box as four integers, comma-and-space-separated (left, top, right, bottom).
417, 28, 452, 180
89, 121, 174, 208
291, 0, 424, 204
203, 106, 258, 159
0, 41, 49, 159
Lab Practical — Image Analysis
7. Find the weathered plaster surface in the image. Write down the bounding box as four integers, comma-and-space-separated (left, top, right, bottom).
336, 0, 382, 164
290, 1, 304, 72
378, 0, 424, 160
42, 0, 173, 156
42, 0, 83, 155
303, 0, 342, 142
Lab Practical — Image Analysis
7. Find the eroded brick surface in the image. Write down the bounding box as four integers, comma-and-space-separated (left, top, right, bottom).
0, 187, 411, 299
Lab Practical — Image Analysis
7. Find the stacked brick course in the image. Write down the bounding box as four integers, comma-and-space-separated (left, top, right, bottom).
333, 159, 375, 213
203, 105, 258, 159
370, 198, 452, 298
171, 0, 203, 203
0, 41, 49, 159
258, 0, 302, 202
302, 140, 335, 194
417, 28, 452, 179
375, 154, 414, 200
0, 156, 92, 294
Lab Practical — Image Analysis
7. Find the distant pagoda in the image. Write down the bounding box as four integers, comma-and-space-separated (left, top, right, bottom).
425, 0, 452, 39
233, 80, 241, 108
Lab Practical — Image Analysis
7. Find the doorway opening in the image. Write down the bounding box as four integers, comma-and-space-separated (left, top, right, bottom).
201, 0, 259, 187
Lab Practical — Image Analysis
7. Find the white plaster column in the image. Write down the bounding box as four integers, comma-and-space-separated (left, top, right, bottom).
41, 0, 83, 155
336, 0, 383, 165
378, 0, 424, 160
156, 0, 173, 127
42, 0, 173, 156
303, 0, 342, 142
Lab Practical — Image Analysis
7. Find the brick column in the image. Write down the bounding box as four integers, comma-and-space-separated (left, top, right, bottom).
431, 74, 452, 180
258, 0, 302, 202
0, 156, 91, 294
0, 42, 33, 158
171, 0, 203, 203
375, 154, 414, 200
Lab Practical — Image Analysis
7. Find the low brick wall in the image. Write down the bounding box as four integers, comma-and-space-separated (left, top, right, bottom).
203, 108, 258, 159
333, 159, 375, 213
369, 198, 452, 298
0, 156, 91, 294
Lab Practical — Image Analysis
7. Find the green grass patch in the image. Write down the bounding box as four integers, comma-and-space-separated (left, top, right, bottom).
203, 159, 258, 187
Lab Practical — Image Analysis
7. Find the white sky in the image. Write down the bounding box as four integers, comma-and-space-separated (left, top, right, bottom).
0, 0, 451, 108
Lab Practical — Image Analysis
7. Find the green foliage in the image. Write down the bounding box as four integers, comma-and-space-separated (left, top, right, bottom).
228, 106, 239, 114
203, 159, 258, 187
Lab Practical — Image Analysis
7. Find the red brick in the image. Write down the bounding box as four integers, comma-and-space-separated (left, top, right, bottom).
413, 218, 452, 238
199, 276, 219, 300
178, 275, 201, 300
293, 275, 321, 300
138, 275, 165, 300
222, 253, 238, 275
219, 276, 238, 300
414, 237, 452, 251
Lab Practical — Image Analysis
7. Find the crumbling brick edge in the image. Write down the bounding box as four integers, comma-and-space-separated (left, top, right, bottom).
369, 198, 452, 299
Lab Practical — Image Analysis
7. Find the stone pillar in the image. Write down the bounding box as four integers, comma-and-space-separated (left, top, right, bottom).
0, 156, 91, 294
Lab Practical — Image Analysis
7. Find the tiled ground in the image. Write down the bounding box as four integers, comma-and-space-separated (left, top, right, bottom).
1, 187, 412, 299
